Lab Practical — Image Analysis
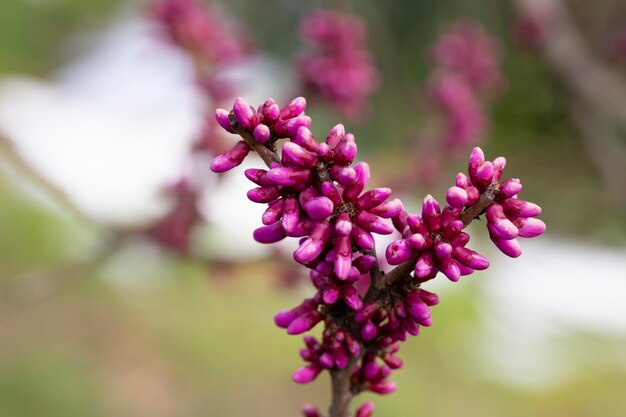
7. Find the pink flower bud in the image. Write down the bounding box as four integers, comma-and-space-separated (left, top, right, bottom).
492, 156, 506, 182
491, 236, 522, 258
456, 172, 470, 188
406, 233, 428, 251
434, 241, 453, 258
319, 352, 335, 369
253, 222, 286, 244
355, 211, 393, 235
343, 162, 370, 201
383, 354, 403, 369
355, 402, 374, 417
244, 168, 273, 187
323, 283, 340, 304
261, 99, 280, 123
501, 198, 542, 218
293, 126, 318, 152
343, 285, 363, 311
320, 181, 342, 206
262, 199, 284, 225
370, 198, 404, 218
287, 311, 323, 335
422, 195, 442, 232
215, 108, 234, 133
282, 196, 301, 234
441, 256, 461, 281
274, 115, 312, 137
301, 404, 321, 417
415, 252, 434, 278
446, 186, 469, 208
452, 246, 489, 270
233, 97, 258, 130
418, 289, 439, 306
210, 141, 250, 172
326, 124, 345, 148
334, 213, 353, 237
406, 291, 431, 321
330, 166, 357, 185
282, 142, 318, 167
347, 225, 372, 250
468, 146, 485, 179
247, 186, 280, 203
274, 299, 316, 328
292, 365, 321, 384
334, 135, 358, 165
356, 188, 392, 210
475, 160, 494, 185
267, 167, 311, 187
253, 124, 270, 143
361, 321, 377, 341
280, 96, 307, 119
486, 204, 519, 240
513, 217, 546, 238
303, 196, 334, 221
334, 346, 349, 370
294, 221, 331, 263
334, 235, 352, 280
368, 380, 397, 395
499, 178, 522, 197
385, 240, 413, 265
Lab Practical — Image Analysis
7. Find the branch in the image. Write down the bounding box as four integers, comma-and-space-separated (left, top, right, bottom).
229, 116, 281, 166
0, 131, 95, 226
513, 0, 626, 206
377, 185, 498, 290
0, 235, 121, 323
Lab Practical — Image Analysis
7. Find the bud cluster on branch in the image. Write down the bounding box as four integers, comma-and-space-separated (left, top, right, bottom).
210, 95, 545, 417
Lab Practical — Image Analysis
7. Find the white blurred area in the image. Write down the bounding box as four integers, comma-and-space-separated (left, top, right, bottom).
0, 18, 291, 260
0, 14, 625, 390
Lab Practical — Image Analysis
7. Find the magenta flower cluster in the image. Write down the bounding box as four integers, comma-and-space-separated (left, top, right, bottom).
210, 96, 545, 417
297, 10, 379, 119
147, 0, 252, 254
147, 178, 203, 254
151, 0, 250, 69
427, 22, 503, 150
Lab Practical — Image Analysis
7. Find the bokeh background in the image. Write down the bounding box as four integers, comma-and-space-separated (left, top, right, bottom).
0, 0, 625, 416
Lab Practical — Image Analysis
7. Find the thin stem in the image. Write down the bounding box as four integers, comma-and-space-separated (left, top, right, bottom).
328, 356, 358, 417
229, 117, 281, 166
0, 132, 95, 226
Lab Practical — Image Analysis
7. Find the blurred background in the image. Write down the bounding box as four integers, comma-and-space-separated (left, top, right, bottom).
0, 0, 625, 416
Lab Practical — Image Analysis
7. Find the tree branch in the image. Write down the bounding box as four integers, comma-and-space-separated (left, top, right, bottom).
378, 185, 499, 290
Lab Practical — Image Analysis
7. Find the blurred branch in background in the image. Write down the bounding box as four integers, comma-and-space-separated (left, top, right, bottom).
514, 0, 626, 206
0, 234, 121, 323
0, 132, 95, 227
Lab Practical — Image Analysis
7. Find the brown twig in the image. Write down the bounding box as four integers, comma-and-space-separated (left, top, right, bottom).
0, 234, 122, 323
513, 0, 626, 206
0, 132, 95, 226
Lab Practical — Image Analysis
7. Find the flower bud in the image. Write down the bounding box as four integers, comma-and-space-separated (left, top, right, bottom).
215, 108, 234, 133
253, 222, 286, 243
233, 97, 258, 130
385, 239, 413, 265
304, 197, 335, 220
253, 124, 270, 143
292, 365, 321, 384
355, 402, 374, 417
210, 141, 250, 172
446, 186, 469, 208
280, 96, 307, 119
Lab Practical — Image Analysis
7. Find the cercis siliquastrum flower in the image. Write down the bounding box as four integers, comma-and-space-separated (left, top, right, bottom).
210, 96, 545, 417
